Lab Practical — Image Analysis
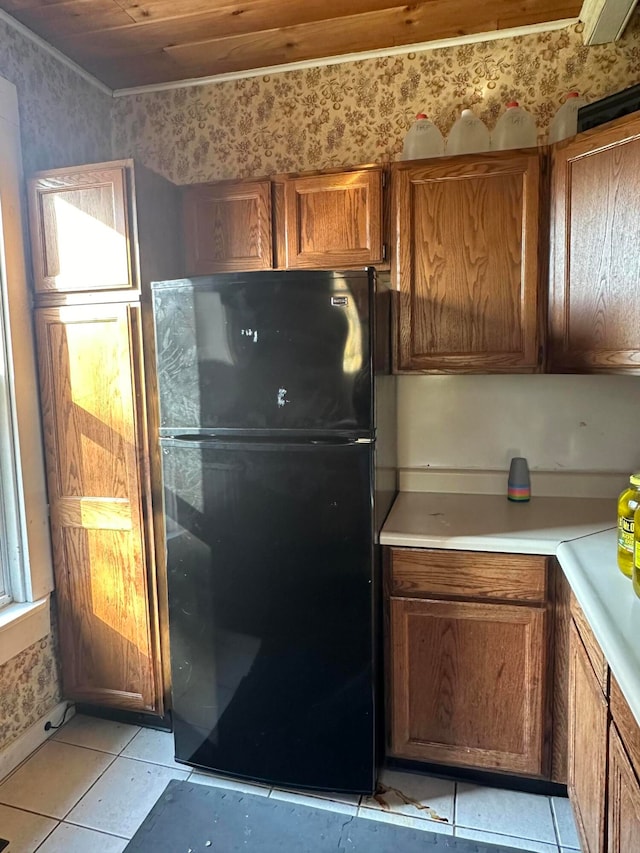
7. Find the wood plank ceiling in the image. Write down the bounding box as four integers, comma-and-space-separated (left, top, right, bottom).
0, 0, 583, 90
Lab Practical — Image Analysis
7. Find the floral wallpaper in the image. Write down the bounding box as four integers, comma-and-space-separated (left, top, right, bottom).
0, 16, 112, 177
0, 19, 109, 754
113, 14, 640, 184
0, 612, 61, 752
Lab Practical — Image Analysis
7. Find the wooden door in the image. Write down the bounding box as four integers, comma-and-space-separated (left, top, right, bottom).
567, 622, 607, 853
549, 112, 640, 372
183, 180, 273, 273
283, 169, 383, 268
29, 164, 134, 300
392, 151, 542, 372
35, 303, 162, 713
389, 596, 547, 775
608, 725, 640, 853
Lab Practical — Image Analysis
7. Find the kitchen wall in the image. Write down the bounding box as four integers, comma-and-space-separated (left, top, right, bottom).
0, 17, 112, 176
111, 12, 640, 499
398, 375, 640, 496
0, 19, 112, 754
112, 15, 640, 183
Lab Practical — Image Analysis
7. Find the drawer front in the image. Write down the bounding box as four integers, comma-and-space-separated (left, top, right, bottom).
611, 676, 640, 777
570, 593, 608, 694
390, 548, 548, 603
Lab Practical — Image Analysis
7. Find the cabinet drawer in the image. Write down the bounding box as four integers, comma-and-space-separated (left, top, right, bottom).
611, 676, 640, 778
390, 548, 548, 603
570, 594, 608, 694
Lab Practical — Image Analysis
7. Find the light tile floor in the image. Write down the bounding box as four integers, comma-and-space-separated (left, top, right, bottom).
0, 714, 582, 852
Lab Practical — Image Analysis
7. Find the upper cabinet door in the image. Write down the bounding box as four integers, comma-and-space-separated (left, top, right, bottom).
284, 169, 384, 269
29, 164, 134, 299
392, 152, 542, 373
183, 180, 273, 274
549, 113, 640, 373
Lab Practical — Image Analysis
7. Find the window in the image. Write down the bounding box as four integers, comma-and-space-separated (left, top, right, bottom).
0, 262, 22, 607
0, 74, 53, 662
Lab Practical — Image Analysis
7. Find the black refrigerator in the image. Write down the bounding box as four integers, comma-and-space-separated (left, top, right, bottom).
151, 267, 396, 794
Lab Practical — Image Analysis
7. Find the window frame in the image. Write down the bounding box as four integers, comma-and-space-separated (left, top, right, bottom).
0, 73, 54, 662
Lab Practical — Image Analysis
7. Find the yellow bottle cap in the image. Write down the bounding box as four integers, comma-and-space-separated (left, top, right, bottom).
630, 473, 640, 487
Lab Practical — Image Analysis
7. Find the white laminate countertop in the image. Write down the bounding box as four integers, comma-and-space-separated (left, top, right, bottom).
558, 528, 640, 728
381, 491, 640, 727
380, 491, 615, 554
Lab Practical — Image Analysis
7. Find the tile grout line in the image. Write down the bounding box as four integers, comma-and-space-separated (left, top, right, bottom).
549, 795, 563, 851
31, 817, 59, 853
58, 750, 118, 823
452, 780, 457, 830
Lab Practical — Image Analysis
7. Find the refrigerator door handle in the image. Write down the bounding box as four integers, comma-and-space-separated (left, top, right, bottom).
161, 435, 371, 450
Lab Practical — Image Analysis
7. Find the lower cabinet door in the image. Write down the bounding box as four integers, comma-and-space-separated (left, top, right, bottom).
567, 622, 607, 853
35, 302, 162, 713
389, 597, 547, 775
607, 724, 640, 853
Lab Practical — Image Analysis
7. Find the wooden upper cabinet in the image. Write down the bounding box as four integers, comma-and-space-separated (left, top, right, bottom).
35, 302, 162, 713
283, 169, 384, 269
183, 179, 273, 274
392, 151, 543, 373
29, 164, 134, 298
549, 112, 640, 372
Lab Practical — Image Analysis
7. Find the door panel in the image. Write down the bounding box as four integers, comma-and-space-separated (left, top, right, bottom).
28, 165, 134, 297
183, 180, 273, 274
608, 725, 640, 853
162, 439, 375, 791
550, 113, 640, 371
35, 303, 161, 712
284, 170, 383, 268
390, 597, 547, 774
567, 622, 607, 853
152, 271, 373, 434
393, 151, 541, 372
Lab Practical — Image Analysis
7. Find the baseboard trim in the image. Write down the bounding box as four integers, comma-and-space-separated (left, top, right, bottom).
0, 701, 75, 782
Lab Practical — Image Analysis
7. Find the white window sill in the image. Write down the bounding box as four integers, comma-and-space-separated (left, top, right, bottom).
0, 596, 50, 667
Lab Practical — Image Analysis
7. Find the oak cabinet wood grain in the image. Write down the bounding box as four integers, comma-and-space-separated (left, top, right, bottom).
608, 677, 640, 853
391, 150, 543, 373
35, 302, 163, 712
28, 164, 134, 298
549, 112, 640, 373
282, 169, 384, 269
27, 160, 181, 716
608, 724, 640, 853
387, 548, 550, 776
183, 179, 273, 274
550, 560, 570, 784
567, 621, 608, 853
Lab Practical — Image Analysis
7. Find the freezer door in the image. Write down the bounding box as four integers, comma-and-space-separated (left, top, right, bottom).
162, 438, 377, 793
152, 270, 373, 434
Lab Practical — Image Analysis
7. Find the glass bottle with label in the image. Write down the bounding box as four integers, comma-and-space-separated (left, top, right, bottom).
634, 504, 640, 597
617, 473, 640, 578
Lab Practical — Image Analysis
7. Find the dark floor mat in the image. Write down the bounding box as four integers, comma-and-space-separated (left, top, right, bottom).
0, 839, 8, 852
124, 779, 528, 853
